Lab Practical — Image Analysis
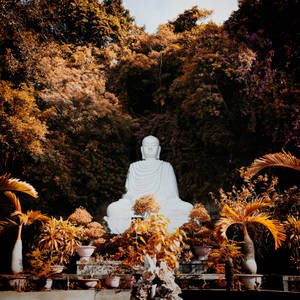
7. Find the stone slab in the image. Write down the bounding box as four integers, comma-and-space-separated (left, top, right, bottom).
0, 290, 131, 300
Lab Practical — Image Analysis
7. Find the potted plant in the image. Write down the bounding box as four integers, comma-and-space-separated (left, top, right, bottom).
180, 203, 216, 260
207, 239, 244, 290
68, 207, 106, 261
105, 270, 121, 288
27, 249, 65, 290
284, 215, 300, 272
0, 173, 49, 274
213, 180, 286, 289
242, 150, 300, 274
100, 195, 185, 287
28, 216, 84, 272
107, 213, 185, 272
78, 264, 99, 289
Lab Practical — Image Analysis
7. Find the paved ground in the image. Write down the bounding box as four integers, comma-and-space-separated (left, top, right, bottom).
0, 290, 131, 300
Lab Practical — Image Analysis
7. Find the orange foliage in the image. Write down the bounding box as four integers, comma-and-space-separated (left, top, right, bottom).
0, 81, 47, 155
107, 214, 185, 271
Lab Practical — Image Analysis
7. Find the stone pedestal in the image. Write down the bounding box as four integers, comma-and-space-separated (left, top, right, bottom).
179, 259, 207, 274
76, 260, 121, 276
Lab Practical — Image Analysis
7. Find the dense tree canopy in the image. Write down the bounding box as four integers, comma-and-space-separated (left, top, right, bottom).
0, 0, 299, 222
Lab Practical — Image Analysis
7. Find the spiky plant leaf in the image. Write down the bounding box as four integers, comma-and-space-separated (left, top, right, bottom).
25, 210, 49, 225
7, 178, 38, 198
0, 173, 10, 189
220, 204, 240, 220
247, 215, 286, 249
215, 217, 242, 241
4, 191, 22, 212
243, 199, 273, 219
242, 150, 300, 180
0, 174, 38, 198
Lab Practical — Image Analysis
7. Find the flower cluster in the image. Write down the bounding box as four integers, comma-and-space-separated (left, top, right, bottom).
133, 194, 160, 216
189, 203, 211, 223
84, 222, 106, 246
68, 206, 93, 225
68, 207, 106, 246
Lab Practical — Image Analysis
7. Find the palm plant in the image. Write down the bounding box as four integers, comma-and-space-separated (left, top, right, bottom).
0, 174, 49, 273
215, 186, 286, 274
285, 215, 300, 271
241, 150, 300, 180
208, 240, 244, 290
240, 150, 300, 273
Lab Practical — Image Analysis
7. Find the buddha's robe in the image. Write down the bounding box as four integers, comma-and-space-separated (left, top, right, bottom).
104, 160, 193, 234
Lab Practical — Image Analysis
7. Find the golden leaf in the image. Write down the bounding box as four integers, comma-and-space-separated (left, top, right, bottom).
1, 175, 38, 198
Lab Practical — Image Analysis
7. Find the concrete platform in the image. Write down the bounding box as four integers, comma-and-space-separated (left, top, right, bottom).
0, 290, 131, 300
1, 289, 300, 300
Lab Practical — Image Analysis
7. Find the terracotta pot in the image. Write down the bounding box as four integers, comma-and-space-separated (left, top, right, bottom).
105, 276, 120, 288
125, 276, 136, 288
80, 279, 98, 288
8, 276, 27, 292
50, 265, 64, 274
193, 246, 211, 259
77, 245, 96, 260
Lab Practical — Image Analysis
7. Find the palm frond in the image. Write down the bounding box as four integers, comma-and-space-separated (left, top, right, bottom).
0, 219, 18, 234
26, 210, 49, 225
0, 173, 10, 189
4, 191, 22, 212
0, 220, 15, 226
247, 215, 286, 249
243, 199, 273, 219
241, 150, 300, 180
215, 217, 242, 241
1, 176, 38, 198
220, 204, 241, 221
0, 222, 11, 234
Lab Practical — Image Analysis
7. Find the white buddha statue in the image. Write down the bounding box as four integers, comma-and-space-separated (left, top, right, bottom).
104, 135, 193, 234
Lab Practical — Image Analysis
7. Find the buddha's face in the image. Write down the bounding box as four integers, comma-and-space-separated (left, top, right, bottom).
141, 136, 161, 160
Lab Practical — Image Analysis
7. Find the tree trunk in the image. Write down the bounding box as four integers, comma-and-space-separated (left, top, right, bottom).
225, 257, 234, 291
242, 224, 257, 274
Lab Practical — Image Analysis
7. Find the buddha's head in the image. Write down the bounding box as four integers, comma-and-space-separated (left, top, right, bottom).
141, 136, 161, 160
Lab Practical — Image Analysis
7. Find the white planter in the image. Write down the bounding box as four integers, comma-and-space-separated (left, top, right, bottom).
50, 265, 64, 274
8, 278, 27, 292
44, 278, 53, 291
11, 240, 23, 274
80, 279, 98, 289
236, 274, 263, 290
105, 276, 120, 288
77, 246, 96, 261
243, 257, 257, 274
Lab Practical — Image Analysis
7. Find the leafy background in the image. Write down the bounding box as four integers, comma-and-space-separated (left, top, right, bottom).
0, 0, 299, 273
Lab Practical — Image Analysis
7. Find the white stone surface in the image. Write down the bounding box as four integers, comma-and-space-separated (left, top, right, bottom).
0, 290, 130, 300
104, 136, 193, 234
